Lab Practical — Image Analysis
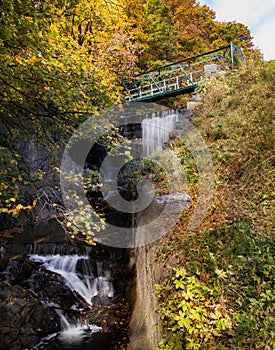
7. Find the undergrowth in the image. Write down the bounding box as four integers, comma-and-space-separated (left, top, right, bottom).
193, 59, 274, 235
156, 60, 274, 349
156, 224, 274, 349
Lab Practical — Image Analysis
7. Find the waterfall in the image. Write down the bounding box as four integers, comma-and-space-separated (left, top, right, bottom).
49, 302, 102, 343
58, 323, 102, 345
33, 302, 103, 348
29, 242, 82, 256
27, 244, 114, 347
28, 245, 114, 307
142, 111, 178, 156
1, 222, 129, 349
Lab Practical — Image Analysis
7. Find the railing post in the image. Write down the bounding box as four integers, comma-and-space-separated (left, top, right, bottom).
230, 41, 234, 69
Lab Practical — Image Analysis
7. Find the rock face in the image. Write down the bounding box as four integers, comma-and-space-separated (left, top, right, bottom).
127, 199, 169, 350
0, 281, 60, 350
128, 245, 162, 350
127, 190, 192, 349
0, 136, 62, 231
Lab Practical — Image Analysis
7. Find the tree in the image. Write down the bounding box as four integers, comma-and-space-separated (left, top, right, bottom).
210, 21, 261, 58
0, 0, 140, 227
138, 0, 177, 69
133, 0, 259, 69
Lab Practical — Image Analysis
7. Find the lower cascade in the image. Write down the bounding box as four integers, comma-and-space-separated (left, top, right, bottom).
26, 243, 116, 348
28, 253, 114, 306
0, 225, 132, 350
33, 301, 103, 349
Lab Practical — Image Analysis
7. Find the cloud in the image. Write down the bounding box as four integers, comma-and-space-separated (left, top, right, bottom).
202, 0, 275, 60
253, 19, 275, 60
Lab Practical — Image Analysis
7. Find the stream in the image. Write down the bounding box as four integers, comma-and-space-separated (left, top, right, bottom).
0, 220, 132, 350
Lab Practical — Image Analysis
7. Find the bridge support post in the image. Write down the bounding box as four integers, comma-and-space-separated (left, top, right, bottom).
230, 41, 234, 69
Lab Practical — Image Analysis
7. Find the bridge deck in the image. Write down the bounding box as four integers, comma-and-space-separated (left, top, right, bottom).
123, 43, 245, 103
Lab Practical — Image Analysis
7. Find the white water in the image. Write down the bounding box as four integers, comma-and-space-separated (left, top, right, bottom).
58, 323, 102, 344
28, 251, 113, 345
28, 254, 114, 307
142, 112, 178, 156
54, 305, 102, 344
36, 302, 103, 346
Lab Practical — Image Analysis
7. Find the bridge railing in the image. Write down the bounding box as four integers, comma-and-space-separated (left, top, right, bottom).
123, 42, 245, 102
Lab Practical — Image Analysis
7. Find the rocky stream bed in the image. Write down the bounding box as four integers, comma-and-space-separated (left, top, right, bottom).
0, 221, 133, 350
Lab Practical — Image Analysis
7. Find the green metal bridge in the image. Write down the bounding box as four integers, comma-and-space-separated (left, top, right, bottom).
123, 42, 245, 103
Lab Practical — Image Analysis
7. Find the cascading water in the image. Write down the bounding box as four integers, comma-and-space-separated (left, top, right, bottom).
36, 302, 103, 348
27, 243, 114, 348
29, 255, 93, 306
28, 244, 114, 305
84, 109, 180, 230
142, 111, 178, 156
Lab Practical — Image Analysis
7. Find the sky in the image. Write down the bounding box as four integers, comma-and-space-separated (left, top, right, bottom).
202, 0, 275, 61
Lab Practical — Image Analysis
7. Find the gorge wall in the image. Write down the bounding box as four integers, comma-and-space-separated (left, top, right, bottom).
128, 243, 163, 350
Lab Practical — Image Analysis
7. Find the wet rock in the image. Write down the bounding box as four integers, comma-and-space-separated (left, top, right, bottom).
0, 281, 60, 350
2, 257, 78, 310
19, 324, 37, 348
177, 107, 194, 120
1, 237, 132, 350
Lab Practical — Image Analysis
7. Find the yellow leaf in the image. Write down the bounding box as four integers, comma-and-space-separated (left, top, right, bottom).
15, 56, 23, 65
29, 56, 38, 63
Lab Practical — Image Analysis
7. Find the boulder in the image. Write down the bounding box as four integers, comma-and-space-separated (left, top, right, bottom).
0, 281, 60, 350
155, 192, 192, 205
